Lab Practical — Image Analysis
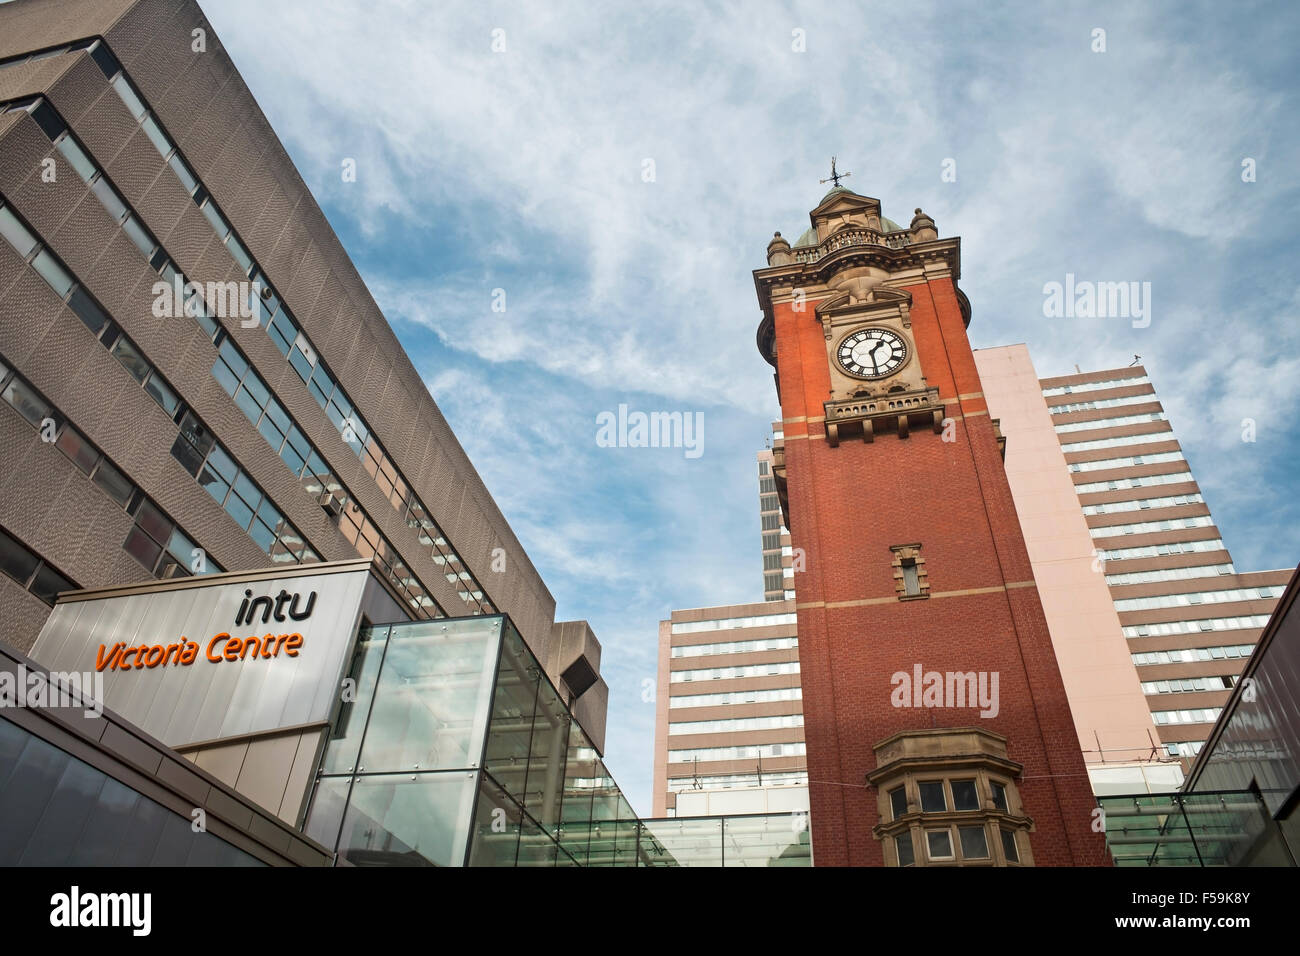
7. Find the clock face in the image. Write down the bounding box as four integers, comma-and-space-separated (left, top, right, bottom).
836, 328, 908, 379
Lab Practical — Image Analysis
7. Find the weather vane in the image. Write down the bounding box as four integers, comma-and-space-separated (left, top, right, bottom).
820, 156, 851, 189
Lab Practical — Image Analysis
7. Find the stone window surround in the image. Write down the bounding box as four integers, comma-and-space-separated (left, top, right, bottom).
868, 728, 1035, 867
890, 543, 930, 600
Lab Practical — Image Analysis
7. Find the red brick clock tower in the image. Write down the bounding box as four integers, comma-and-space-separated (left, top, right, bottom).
754, 183, 1108, 866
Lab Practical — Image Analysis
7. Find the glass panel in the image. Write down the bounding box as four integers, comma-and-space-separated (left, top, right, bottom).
226, 235, 253, 275
239, 368, 270, 408
2, 376, 50, 426
279, 440, 307, 477
357, 617, 502, 773
1000, 828, 1020, 863
121, 215, 155, 256
990, 781, 1008, 812
200, 199, 229, 240
256, 413, 285, 450
521, 666, 569, 835
516, 810, 559, 867
268, 312, 295, 356
165, 527, 196, 565
0, 205, 39, 257
925, 829, 953, 860
140, 116, 171, 156
168, 153, 198, 194
222, 492, 254, 530
902, 561, 920, 595
31, 249, 74, 297
232, 471, 261, 510
321, 625, 389, 774
67, 286, 107, 333
896, 832, 916, 866
334, 771, 477, 868
111, 75, 145, 119
56, 136, 96, 181
122, 524, 161, 571
307, 366, 331, 408
92, 460, 139, 506
289, 344, 313, 382
958, 825, 989, 859
233, 383, 264, 423
28, 100, 65, 140
142, 373, 178, 415
263, 397, 290, 434
889, 786, 908, 820
483, 624, 540, 804
55, 425, 98, 473
559, 720, 596, 865
110, 335, 150, 383
89, 176, 127, 223
205, 444, 237, 483
721, 813, 812, 867
248, 517, 275, 553
919, 781, 946, 813
589, 761, 622, 825
0, 527, 40, 586
170, 433, 205, 477
29, 563, 74, 603
302, 776, 351, 853
217, 337, 248, 379
951, 779, 979, 811
134, 498, 172, 545
467, 773, 521, 867
211, 355, 241, 396
639, 817, 723, 867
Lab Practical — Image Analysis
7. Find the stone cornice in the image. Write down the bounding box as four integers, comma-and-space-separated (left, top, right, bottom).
753, 236, 964, 367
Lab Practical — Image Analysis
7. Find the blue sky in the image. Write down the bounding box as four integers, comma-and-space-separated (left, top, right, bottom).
201, 0, 1300, 815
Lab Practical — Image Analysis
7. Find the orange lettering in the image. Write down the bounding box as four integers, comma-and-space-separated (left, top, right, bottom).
284, 633, 303, 657
144, 645, 166, 668
206, 634, 226, 663
179, 641, 198, 665
95, 643, 121, 672
223, 636, 242, 661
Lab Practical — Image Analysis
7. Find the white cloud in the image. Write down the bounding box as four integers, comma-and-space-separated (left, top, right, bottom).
199, 0, 1300, 816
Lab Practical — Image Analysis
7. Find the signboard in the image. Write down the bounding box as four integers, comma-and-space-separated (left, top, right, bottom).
29, 565, 371, 748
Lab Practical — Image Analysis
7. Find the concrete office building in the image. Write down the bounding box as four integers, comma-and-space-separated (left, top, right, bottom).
0, 0, 608, 743
977, 348, 1289, 773
653, 598, 803, 818
653, 435, 807, 818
